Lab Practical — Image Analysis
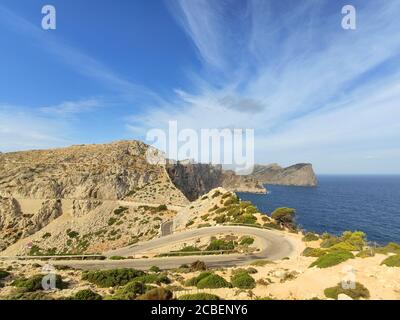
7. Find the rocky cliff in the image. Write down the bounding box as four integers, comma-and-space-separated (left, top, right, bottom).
249, 163, 318, 187
166, 162, 266, 201
0, 140, 266, 254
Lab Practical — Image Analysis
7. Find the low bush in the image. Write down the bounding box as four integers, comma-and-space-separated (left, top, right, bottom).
133, 273, 171, 285
179, 293, 220, 300
324, 282, 370, 300
302, 247, 326, 257
149, 266, 161, 273
309, 250, 354, 268
196, 274, 231, 289
376, 242, 400, 255
302, 233, 319, 242
190, 260, 207, 272
185, 272, 213, 287
109, 256, 126, 260
356, 249, 375, 258
271, 207, 296, 226
246, 267, 258, 274
240, 237, 255, 246
136, 288, 173, 300
72, 289, 102, 300
206, 239, 235, 251
82, 268, 145, 287
114, 206, 128, 215
381, 254, 400, 267
0, 270, 10, 280
329, 242, 358, 251
111, 281, 150, 300
6, 292, 54, 300
231, 270, 256, 289
12, 274, 68, 292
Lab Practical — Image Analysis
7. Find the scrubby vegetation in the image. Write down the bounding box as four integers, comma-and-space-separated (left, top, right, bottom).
230, 269, 256, 289
0, 270, 10, 280
240, 236, 254, 246
82, 268, 145, 287
302, 233, 319, 242
136, 288, 173, 300
185, 272, 230, 289
179, 293, 220, 300
12, 274, 68, 292
324, 282, 370, 300
72, 289, 102, 300
302, 247, 326, 257
309, 250, 354, 268
271, 208, 296, 229
381, 254, 400, 267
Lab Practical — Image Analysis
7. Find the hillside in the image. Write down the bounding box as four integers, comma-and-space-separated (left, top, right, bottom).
249, 163, 318, 187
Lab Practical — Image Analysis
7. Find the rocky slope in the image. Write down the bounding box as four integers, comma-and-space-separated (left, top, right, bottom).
0, 141, 189, 253
166, 162, 266, 201
0, 140, 265, 254
249, 163, 318, 187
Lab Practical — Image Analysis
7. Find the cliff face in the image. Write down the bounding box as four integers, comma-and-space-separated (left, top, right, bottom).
166, 162, 266, 201
250, 163, 318, 187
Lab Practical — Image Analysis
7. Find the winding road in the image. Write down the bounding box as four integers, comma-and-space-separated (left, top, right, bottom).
50, 226, 296, 270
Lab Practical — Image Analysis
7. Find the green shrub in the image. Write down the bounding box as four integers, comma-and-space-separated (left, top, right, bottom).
156, 204, 168, 212
114, 206, 128, 215
196, 274, 231, 289
66, 230, 79, 239
376, 242, 400, 255
108, 218, 117, 226
329, 242, 358, 251
212, 190, 222, 198
310, 250, 354, 268
112, 281, 149, 300
240, 237, 254, 246
214, 215, 227, 224
185, 220, 194, 227
0, 270, 10, 280
82, 268, 145, 287
149, 266, 161, 273
381, 254, 400, 267
42, 233, 52, 239
302, 233, 319, 242
185, 272, 213, 287
136, 288, 173, 300
271, 208, 295, 225
340, 231, 366, 250
324, 282, 370, 300
109, 256, 126, 260
179, 293, 220, 300
133, 273, 171, 285
231, 270, 256, 289
246, 267, 258, 274
206, 239, 235, 251
73, 289, 102, 300
302, 247, 326, 257
356, 249, 375, 258
12, 274, 68, 292
6, 292, 54, 300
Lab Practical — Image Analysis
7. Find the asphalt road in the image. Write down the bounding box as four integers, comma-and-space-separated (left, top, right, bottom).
51, 226, 295, 270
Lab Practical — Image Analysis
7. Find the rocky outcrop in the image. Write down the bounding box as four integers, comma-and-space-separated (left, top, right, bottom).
249, 163, 317, 187
166, 162, 266, 201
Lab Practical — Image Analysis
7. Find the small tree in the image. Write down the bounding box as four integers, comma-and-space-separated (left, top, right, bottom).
271, 207, 296, 228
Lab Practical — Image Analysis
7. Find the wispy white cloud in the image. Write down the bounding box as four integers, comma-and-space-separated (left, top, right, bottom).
0, 104, 70, 151
40, 99, 103, 116
130, 0, 400, 173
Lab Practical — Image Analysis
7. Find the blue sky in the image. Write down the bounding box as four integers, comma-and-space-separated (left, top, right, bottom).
1, 0, 400, 174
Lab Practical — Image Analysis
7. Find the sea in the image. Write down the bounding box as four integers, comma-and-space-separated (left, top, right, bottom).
238, 175, 400, 245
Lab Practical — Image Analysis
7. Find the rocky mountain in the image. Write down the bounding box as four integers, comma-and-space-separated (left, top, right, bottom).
249, 163, 318, 187
166, 162, 266, 201
0, 140, 265, 253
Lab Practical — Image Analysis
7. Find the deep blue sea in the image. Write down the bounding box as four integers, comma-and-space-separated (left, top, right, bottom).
238, 175, 400, 245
